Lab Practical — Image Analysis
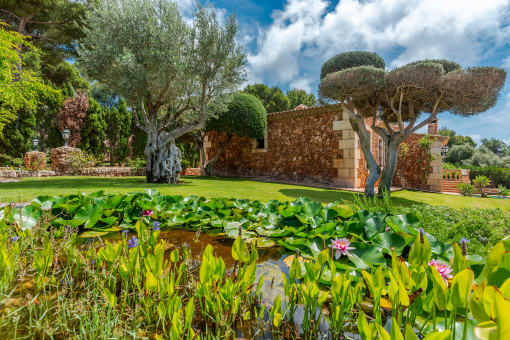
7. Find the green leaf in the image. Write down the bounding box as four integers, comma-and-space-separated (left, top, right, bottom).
404, 323, 419, 340
74, 204, 104, 229
361, 211, 387, 239
232, 235, 250, 263
422, 330, 452, 340
390, 316, 404, 340
372, 232, 406, 255
144, 189, 160, 198
385, 214, 420, 235
145, 270, 158, 292
348, 242, 386, 267
302, 201, 323, 217
306, 238, 325, 257
103, 288, 117, 308
431, 266, 448, 310
409, 234, 431, 266
450, 269, 474, 308
80, 231, 109, 238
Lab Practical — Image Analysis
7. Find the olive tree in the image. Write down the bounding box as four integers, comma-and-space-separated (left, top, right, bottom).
77, 0, 246, 183
320, 51, 506, 196
203, 93, 266, 175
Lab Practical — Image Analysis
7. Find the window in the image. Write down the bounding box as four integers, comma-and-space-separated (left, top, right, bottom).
378, 139, 384, 166
252, 130, 268, 153
255, 138, 265, 149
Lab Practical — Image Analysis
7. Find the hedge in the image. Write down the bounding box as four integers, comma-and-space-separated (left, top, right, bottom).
466, 166, 510, 187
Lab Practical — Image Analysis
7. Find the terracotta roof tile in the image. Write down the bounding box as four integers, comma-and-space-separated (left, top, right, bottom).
268, 104, 342, 120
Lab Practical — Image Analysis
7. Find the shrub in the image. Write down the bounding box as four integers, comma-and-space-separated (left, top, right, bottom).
126, 157, 146, 174
462, 145, 508, 168
444, 144, 475, 164
473, 175, 491, 197
399, 205, 510, 257
442, 162, 457, 169
177, 141, 199, 169
467, 166, 510, 187
65, 150, 98, 175
456, 182, 476, 196
497, 185, 509, 198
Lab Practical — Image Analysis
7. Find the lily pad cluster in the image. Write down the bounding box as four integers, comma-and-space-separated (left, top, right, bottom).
0, 190, 483, 273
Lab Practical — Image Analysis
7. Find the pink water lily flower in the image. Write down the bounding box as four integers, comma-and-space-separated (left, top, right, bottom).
429, 259, 453, 285
329, 238, 355, 259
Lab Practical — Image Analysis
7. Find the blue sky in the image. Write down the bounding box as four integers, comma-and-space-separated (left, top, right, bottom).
181, 0, 510, 143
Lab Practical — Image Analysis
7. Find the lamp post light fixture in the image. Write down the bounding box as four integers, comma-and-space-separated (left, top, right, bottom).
62, 128, 71, 147
32, 137, 39, 151
441, 145, 450, 158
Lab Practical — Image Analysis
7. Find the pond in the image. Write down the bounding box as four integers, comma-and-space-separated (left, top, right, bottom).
0, 191, 500, 339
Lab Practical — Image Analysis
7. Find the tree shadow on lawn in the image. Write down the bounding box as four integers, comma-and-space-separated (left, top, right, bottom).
278, 188, 420, 207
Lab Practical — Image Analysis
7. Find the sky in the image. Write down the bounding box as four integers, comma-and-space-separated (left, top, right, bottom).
179, 0, 510, 143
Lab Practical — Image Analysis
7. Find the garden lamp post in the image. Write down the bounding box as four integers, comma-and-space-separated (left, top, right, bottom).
62, 128, 71, 147
32, 137, 39, 151
441, 145, 450, 158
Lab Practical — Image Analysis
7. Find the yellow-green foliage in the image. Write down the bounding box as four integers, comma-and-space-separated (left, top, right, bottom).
0, 24, 60, 136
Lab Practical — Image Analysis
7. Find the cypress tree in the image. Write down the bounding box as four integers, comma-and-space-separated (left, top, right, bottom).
106, 99, 132, 163
0, 108, 36, 158
80, 98, 107, 159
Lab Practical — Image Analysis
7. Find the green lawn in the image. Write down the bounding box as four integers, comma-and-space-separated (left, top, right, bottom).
1, 176, 509, 212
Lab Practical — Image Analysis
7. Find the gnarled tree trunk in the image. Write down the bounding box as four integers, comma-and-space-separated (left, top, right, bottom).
193, 131, 207, 176
203, 134, 232, 176
145, 131, 182, 184
348, 111, 380, 198
378, 141, 400, 196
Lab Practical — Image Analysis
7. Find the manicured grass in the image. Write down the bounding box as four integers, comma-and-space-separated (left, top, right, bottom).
2, 176, 510, 212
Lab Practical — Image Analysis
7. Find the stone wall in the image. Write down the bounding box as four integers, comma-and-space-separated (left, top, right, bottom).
206, 106, 343, 184
50, 146, 81, 174
181, 168, 200, 176
0, 170, 55, 178
205, 104, 447, 192
24, 152, 46, 170
0, 167, 145, 179
79, 167, 144, 177
389, 134, 448, 191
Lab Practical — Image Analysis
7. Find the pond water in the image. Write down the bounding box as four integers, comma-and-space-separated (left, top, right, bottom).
87, 229, 316, 338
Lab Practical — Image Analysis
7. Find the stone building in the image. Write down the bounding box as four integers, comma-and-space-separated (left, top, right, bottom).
204, 104, 449, 192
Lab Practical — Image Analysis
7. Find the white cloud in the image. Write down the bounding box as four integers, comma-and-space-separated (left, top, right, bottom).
469, 134, 482, 143
289, 77, 313, 92
484, 91, 510, 125
246, 0, 329, 85
504, 56, 510, 68
246, 0, 510, 88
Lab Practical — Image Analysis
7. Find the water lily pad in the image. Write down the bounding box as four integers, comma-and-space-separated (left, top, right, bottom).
372, 232, 406, 255
80, 231, 109, 238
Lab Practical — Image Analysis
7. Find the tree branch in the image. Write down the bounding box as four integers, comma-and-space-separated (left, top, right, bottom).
131, 106, 147, 133
25, 33, 58, 43
406, 113, 437, 136
157, 105, 190, 133
381, 116, 396, 137
370, 105, 389, 142
0, 9, 20, 20
26, 20, 70, 25
396, 91, 405, 137
140, 101, 150, 126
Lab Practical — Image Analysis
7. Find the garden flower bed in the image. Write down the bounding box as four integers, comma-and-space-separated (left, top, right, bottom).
0, 190, 508, 338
